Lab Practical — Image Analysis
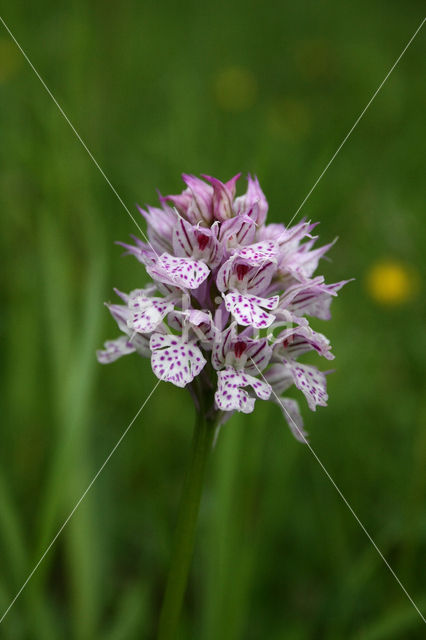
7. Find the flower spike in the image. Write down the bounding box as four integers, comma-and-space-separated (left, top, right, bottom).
98, 173, 349, 441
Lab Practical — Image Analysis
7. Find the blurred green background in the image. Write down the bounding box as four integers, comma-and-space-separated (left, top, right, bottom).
1, 1, 425, 638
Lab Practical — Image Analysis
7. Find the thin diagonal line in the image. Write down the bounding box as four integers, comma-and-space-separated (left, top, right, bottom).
2, 6, 425, 626
286, 16, 425, 228
0, 14, 198, 297
0, 376, 162, 625
250, 358, 426, 624
0, 15, 147, 240
3, 10, 423, 243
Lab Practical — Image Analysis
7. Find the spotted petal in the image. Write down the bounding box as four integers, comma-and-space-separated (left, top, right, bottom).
147, 253, 210, 290
236, 241, 277, 265
97, 336, 135, 364
168, 309, 217, 349
283, 359, 328, 411
150, 334, 206, 388
224, 292, 279, 328
215, 368, 271, 413
127, 295, 174, 333
185, 310, 218, 347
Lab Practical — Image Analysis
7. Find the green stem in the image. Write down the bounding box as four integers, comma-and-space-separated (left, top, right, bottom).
157, 412, 216, 640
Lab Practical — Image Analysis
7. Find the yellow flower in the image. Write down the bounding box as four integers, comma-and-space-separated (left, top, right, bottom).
366, 260, 419, 305
213, 66, 257, 112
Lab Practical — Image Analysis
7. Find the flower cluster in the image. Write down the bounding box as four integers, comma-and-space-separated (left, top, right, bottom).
97, 174, 348, 440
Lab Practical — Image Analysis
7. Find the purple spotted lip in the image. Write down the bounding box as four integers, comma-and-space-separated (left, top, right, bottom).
97, 174, 349, 440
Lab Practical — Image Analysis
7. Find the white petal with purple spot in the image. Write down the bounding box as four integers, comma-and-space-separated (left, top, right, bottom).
147, 253, 210, 290
224, 292, 277, 328
215, 368, 271, 413
127, 295, 174, 333
236, 241, 277, 265
283, 359, 328, 410
150, 334, 206, 388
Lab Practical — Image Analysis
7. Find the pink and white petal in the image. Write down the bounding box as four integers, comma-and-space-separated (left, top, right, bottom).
172, 217, 196, 257
167, 309, 216, 347
224, 173, 241, 199
215, 368, 271, 413
273, 325, 334, 360
137, 204, 176, 254
277, 397, 308, 443
130, 333, 152, 357
292, 239, 336, 278
244, 372, 272, 400
166, 311, 185, 333
247, 293, 279, 310
245, 261, 276, 294
192, 226, 223, 268
97, 336, 135, 364
278, 276, 325, 308
233, 175, 268, 225
215, 369, 255, 413
291, 280, 351, 320
182, 174, 214, 223
106, 303, 131, 334
116, 239, 156, 265
284, 359, 328, 410
219, 215, 256, 251
113, 288, 130, 303
202, 174, 237, 221
162, 188, 193, 217
224, 292, 276, 328
154, 281, 183, 298
276, 220, 317, 252
162, 176, 214, 225
147, 253, 210, 290
128, 296, 174, 333
212, 323, 237, 369
127, 283, 157, 300
244, 338, 273, 373
172, 217, 221, 266
236, 241, 277, 265
258, 222, 286, 242
263, 363, 294, 395
204, 233, 223, 268
216, 258, 234, 292
150, 334, 206, 388
185, 309, 218, 348
160, 254, 210, 288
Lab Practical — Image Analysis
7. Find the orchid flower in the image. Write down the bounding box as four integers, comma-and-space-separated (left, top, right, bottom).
98, 173, 349, 438
97, 173, 349, 639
